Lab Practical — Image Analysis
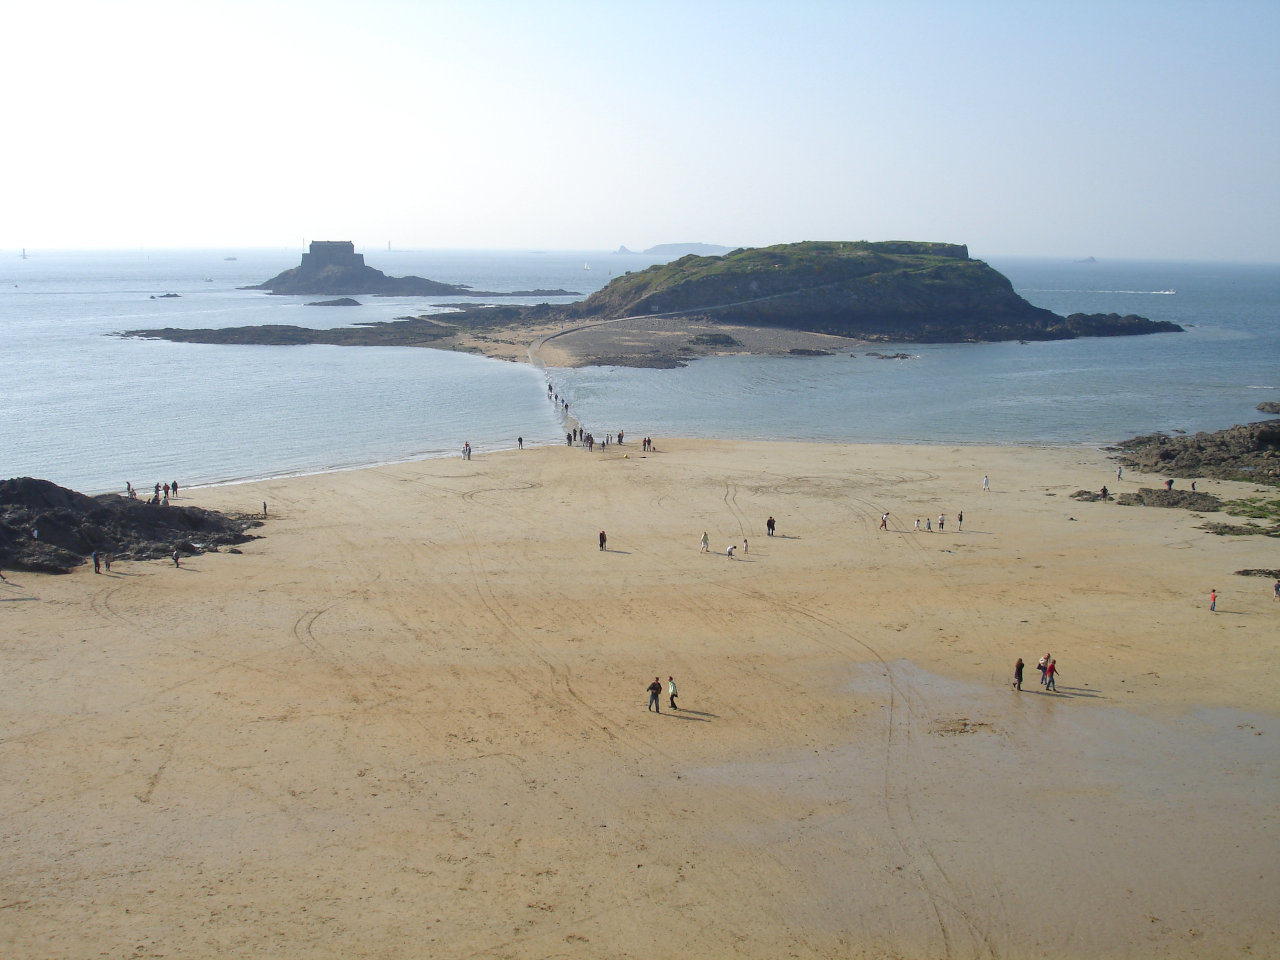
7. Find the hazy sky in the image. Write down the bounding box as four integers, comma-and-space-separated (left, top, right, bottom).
3, 0, 1277, 260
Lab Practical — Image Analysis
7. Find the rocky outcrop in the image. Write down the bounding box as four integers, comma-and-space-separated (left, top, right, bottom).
1113, 421, 1280, 486
306, 297, 362, 306
0, 478, 260, 573
1114, 488, 1224, 510
1257, 401, 1280, 414
246, 241, 471, 296
244, 241, 581, 298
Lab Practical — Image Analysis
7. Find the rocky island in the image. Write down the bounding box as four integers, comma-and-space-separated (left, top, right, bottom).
567, 241, 1181, 342
122, 240, 1183, 367
245, 241, 577, 298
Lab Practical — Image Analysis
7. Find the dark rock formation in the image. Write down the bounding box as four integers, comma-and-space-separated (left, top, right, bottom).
1257, 401, 1280, 414
244, 241, 581, 298
0, 478, 260, 573
246, 241, 472, 296
1114, 488, 1224, 510
306, 297, 362, 306
1113, 421, 1280, 486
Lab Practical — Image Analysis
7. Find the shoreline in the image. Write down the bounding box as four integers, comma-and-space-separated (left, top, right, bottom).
3, 439, 1276, 958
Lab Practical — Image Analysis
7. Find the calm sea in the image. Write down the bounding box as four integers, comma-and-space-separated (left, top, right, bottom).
2, 248, 1276, 494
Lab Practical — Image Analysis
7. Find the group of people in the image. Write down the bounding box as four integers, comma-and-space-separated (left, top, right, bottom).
1012, 654, 1060, 691
906, 512, 961, 533
126, 480, 180, 505
563, 427, 632, 452
646, 676, 679, 712
700, 531, 750, 558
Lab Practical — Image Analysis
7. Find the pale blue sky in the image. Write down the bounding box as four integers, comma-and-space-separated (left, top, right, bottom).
3, 0, 1276, 260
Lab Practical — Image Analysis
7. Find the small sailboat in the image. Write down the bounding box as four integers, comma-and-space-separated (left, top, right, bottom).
583, 262, 591, 270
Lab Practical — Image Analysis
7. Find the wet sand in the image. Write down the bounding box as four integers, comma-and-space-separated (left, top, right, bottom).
2, 440, 1277, 958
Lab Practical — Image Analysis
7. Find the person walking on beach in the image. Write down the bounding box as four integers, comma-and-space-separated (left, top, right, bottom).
879, 512, 889, 531
517, 436, 523, 449
937, 514, 945, 532
700, 531, 710, 553
599, 530, 607, 551
1273, 578, 1279, 602
766, 516, 776, 536
172, 550, 181, 568
957, 510, 963, 531
647, 677, 662, 713
171, 480, 179, 498
1044, 658, 1059, 691
743, 538, 749, 555
1209, 588, 1216, 612
726, 543, 736, 559
668, 676, 679, 710
1013, 657, 1024, 691
914, 518, 920, 531
1038, 653, 1050, 685
925, 517, 932, 532
92, 550, 101, 574
263, 501, 268, 517
983, 475, 990, 492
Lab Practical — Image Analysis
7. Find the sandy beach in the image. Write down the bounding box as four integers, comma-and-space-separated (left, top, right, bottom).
2, 439, 1277, 958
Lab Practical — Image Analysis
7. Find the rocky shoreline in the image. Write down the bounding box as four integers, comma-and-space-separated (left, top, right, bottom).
1112, 419, 1280, 486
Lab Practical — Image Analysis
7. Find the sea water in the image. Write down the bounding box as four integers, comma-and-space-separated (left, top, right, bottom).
1, 249, 1276, 493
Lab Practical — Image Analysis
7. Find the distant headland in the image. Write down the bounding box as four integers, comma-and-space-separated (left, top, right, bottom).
244, 241, 577, 298
124, 240, 1183, 367
615, 242, 733, 257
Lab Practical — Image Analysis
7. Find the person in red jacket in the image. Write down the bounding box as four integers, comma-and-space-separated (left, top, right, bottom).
1045, 659, 1059, 692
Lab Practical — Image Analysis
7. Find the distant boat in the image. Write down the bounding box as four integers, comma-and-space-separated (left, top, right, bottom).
223, 256, 237, 261
204, 277, 213, 282
583, 262, 591, 270
20, 248, 27, 259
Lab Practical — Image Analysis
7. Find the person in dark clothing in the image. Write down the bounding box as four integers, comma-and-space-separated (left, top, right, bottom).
647, 677, 662, 712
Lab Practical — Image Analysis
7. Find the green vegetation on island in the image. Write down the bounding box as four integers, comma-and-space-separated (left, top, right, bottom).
568, 241, 1182, 342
